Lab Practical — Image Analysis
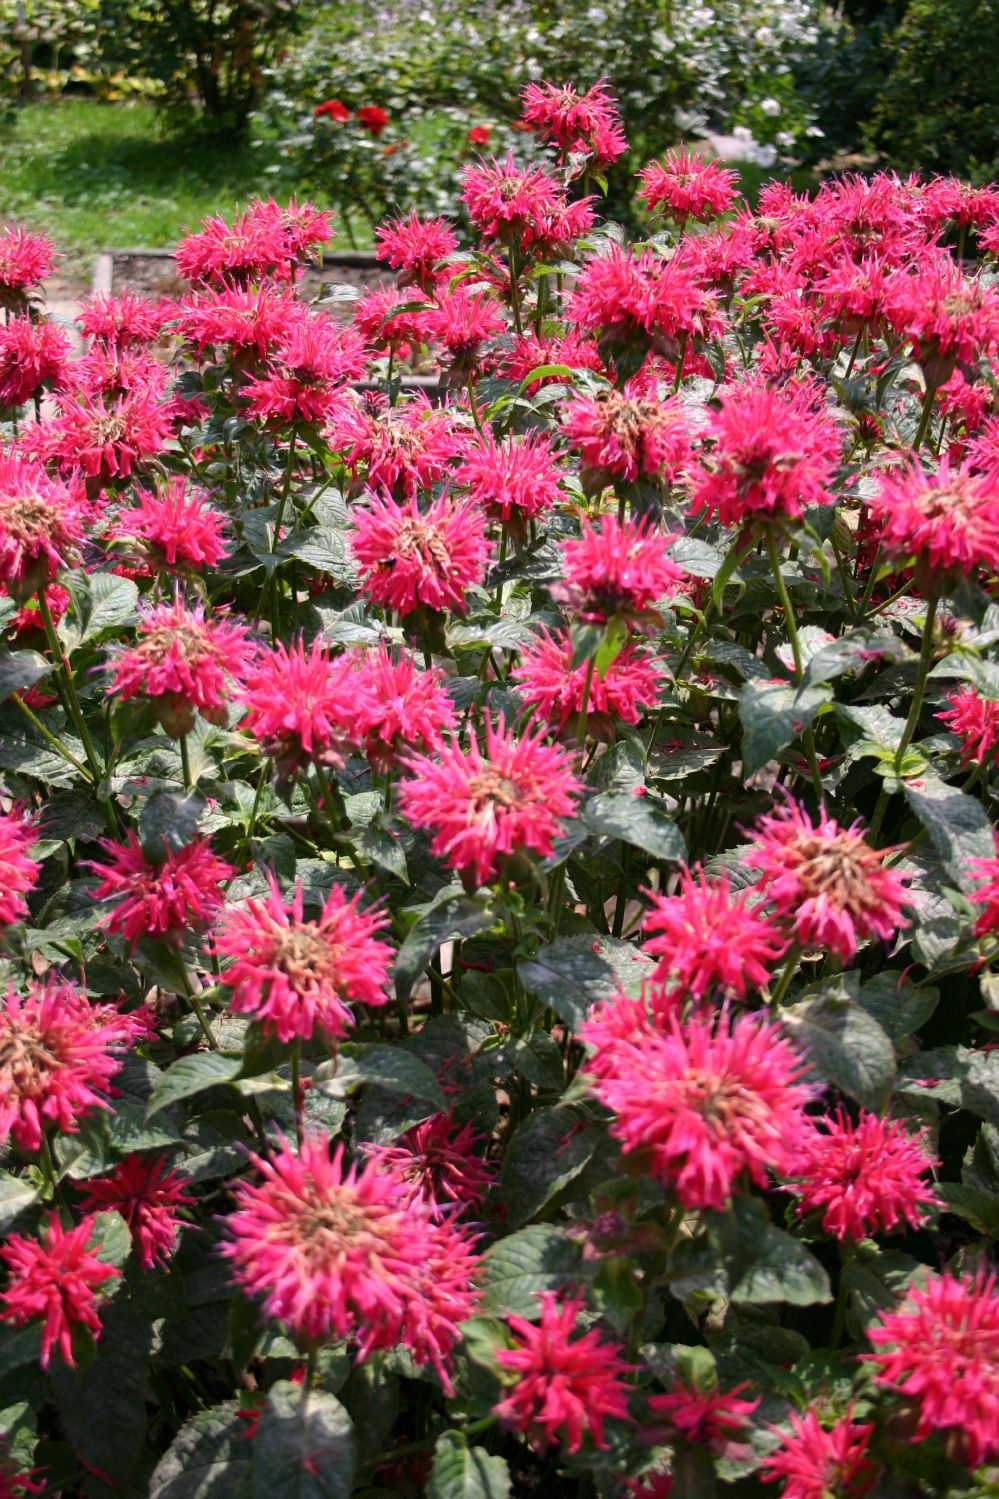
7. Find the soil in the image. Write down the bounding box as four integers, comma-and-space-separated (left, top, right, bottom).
105, 251, 391, 323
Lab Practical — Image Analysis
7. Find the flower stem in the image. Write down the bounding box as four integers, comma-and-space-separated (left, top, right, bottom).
768, 943, 802, 1010
766, 529, 824, 801
8, 692, 93, 781
913, 380, 938, 451
180, 733, 193, 792
180, 969, 219, 1051
869, 589, 940, 844
37, 586, 116, 834
576, 656, 596, 752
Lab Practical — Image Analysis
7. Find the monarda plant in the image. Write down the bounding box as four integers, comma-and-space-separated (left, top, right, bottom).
1, 81, 999, 1499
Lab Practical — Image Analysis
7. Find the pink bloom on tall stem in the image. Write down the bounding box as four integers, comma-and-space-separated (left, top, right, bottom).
638, 146, 739, 225
212, 874, 392, 1043
0, 803, 39, 930
581, 1006, 813, 1210
644, 1382, 758, 1450
222, 1135, 482, 1391
365, 1112, 495, 1219
239, 636, 371, 779
115, 477, 229, 572
513, 626, 664, 734
567, 244, 717, 366
493, 1293, 632, 1454
77, 291, 169, 349
866, 1268, 999, 1468
350, 645, 457, 772
242, 316, 366, 426
520, 79, 627, 168
375, 211, 458, 291
329, 394, 467, 500
428, 287, 505, 369
792, 1109, 940, 1241
641, 866, 787, 1003
86, 832, 234, 948
106, 598, 252, 738
351, 492, 491, 616
884, 254, 999, 385
936, 685, 999, 764
0, 451, 85, 601
352, 286, 435, 357
0, 979, 138, 1154
77, 1154, 193, 1271
0, 1212, 118, 1369
561, 387, 692, 486
869, 458, 999, 579
555, 513, 684, 629
33, 386, 172, 485
762, 1411, 877, 1499
398, 717, 581, 889
0, 315, 70, 409
745, 799, 911, 962
454, 428, 563, 525
175, 284, 305, 361
461, 156, 563, 244
175, 200, 330, 287
0, 226, 56, 306
690, 379, 841, 526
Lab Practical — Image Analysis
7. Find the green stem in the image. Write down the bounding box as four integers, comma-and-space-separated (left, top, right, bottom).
465, 374, 486, 438
8, 692, 93, 781
869, 589, 940, 844
843, 323, 865, 381
246, 762, 268, 845
913, 380, 938, 451
766, 529, 824, 800
181, 971, 219, 1051
380, 1415, 497, 1466
180, 734, 193, 792
575, 657, 596, 752
38, 587, 116, 834
768, 943, 802, 1010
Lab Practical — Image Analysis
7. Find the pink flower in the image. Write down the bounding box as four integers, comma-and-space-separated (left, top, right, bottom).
454, 428, 562, 524
567, 244, 717, 366
32, 386, 171, 485
762, 1411, 877, 1499
0, 226, 56, 305
869, 457, 999, 579
792, 1109, 940, 1241
884, 254, 999, 385
520, 79, 626, 170
0, 979, 137, 1154
690, 378, 841, 526
936, 685, 999, 764
351, 492, 491, 616
0, 1433, 44, 1496
555, 513, 684, 629
494, 1293, 632, 1454
222, 1136, 482, 1390
350, 645, 457, 772
461, 155, 563, 243
86, 832, 234, 949
645, 1382, 758, 1449
398, 717, 581, 889
562, 388, 692, 486
641, 866, 787, 1004
501, 331, 605, 392
513, 626, 664, 733
745, 799, 911, 962
77, 1154, 193, 1271
581, 1005, 813, 1210
0, 315, 69, 409
365, 1112, 495, 1218
239, 636, 371, 779
175, 200, 330, 287
428, 287, 505, 366
866, 1268, 999, 1467
175, 284, 304, 361
0, 1212, 118, 1369
0, 450, 85, 601
0, 803, 39, 930
114, 477, 229, 572
638, 146, 739, 224
213, 875, 392, 1043
106, 598, 252, 737
243, 315, 366, 426
375, 212, 458, 291
77, 291, 169, 348
352, 286, 435, 357
969, 838, 999, 937
329, 394, 467, 500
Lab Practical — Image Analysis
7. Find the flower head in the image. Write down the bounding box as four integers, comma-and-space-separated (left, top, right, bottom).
520, 79, 626, 169
222, 1135, 482, 1390
352, 285, 435, 357
885, 255, 999, 385
645, 1381, 758, 1450
243, 315, 366, 426
638, 147, 739, 225
582, 1005, 813, 1210
175, 200, 330, 286
461, 155, 563, 244
641, 866, 787, 1004
175, 283, 304, 360
398, 717, 581, 889
33, 386, 171, 486
213, 875, 392, 1044
937, 685, 999, 764
428, 287, 505, 369
454, 428, 562, 524
745, 799, 911, 962
239, 636, 371, 779
762, 1411, 877, 1499
356, 105, 389, 136
866, 1268, 999, 1468
115, 477, 229, 572
0, 451, 84, 601
555, 514, 684, 629
0, 226, 56, 306
513, 626, 664, 734
77, 292, 169, 349
365, 1113, 494, 1219
562, 388, 692, 487
0, 803, 39, 931
77, 1154, 193, 1271
86, 832, 234, 949
350, 645, 457, 772
315, 99, 350, 123
106, 598, 252, 737
375, 212, 457, 290
494, 1293, 632, 1454
869, 457, 999, 579
567, 244, 716, 366
329, 394, 467, 500
792, 1109, 940, 1241
351, 492, 491, 617
0, 315, 69, 409
0, 1213, 118, 1369
969, 838, 999, 937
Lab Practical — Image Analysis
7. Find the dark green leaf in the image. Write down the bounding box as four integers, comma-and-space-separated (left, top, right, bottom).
582, 790, 685, 863
139, 791, 206, 862
520, 934, 653, 1031
251, 1381, 354, 1499
903, 773, 996, 885
146, 1052, 243, 1119
0, 649, 49, 701
149, 1401, 252, 1499
394, 887, 492, 1003
428, 1437, 511, 1499
782, 980, 895, 1111
481, 1225, 589, 1318
739, 680, 831, 775
501, 1108, 600, 1227
857, 972, 939, 1042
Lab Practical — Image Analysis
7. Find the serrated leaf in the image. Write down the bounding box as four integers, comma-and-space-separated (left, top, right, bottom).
857, 972, 939, 1042
782, 982, 896, 1111
0, 648, 50, 701
329, 1045, 446, 1110
251, 1381, 354, 1499
51, 1290, 152, 1492
898, 1045, 999, 1124
667, 1199, 830, 1307
139, 790, 206, 862
739, 680, 831, 774
394, 886, 492, 1004
520, 934, 653, 1031
149, 1401, 252, 1499
0, 1170, 38, 1232
582, 789, 686, 863
146, 1052, 243, 1119
428, 1437, 510, 1499
481, 1225, 589, 1318
903, 773, 996, 885
500, 1108, 599, 1228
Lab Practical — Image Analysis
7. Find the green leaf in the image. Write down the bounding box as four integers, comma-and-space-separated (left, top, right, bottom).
520, 934, 653, 1031
146, 1052, 243, 1119
0, 1170, 38, 1232
139, 790, 206, 861
802, 627, 908, 688
581, 789, 686, 863
357, 823, 408, 883
481, 1225, 589, 1318
857, 972, 939, 1042
936, 1182, 999, 1234
0, 648, 49, 701
62, 570, 139, 650
782, 982, 896, 1112
739, 680, 831, 774
149, 1401, 252, 1499
51, 1289, 152, 1492
428, 1437, 511, 1499
251, 1381, 354, 1499
898, 1045, 999, 1125
836, 702, 908, 759
394, 887, 492, 1003
903, 773, 996, 885
327, 1044, 446, 1110
501, 1108, 600, 1228
667, 1199, 830, 1308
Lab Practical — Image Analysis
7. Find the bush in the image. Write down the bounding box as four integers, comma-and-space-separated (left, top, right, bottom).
1, 101, 999, 1497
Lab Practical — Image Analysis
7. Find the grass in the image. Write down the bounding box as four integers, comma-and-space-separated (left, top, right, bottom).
0, 97, 322, 290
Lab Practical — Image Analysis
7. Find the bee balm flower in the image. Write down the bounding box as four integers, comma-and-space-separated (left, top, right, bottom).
0, 1213, 118, 1369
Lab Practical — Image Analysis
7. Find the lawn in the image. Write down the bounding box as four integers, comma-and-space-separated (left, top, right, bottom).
0, 97, 326, 291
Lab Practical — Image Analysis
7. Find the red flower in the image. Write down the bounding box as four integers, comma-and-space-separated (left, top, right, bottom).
567, 244, 718, 366
365, 1112, 495, 1219
937, 685, 999, 764
969, 837, 999, 937
513, 626, 664, 734
86, 832, 234, 949
461, 155, 563, 244
239, 635, 372, 780
375, 211, 458, 291
638, 146, 740, 225
791, 1109, 940, 1242
0, 225, 56, 306
314, 99, 350, 123
641, 865, 788, 1004
355, 105, 389, 137
494, 1293, 632, 1454
350, 644, 457, 772
454, 428, 563, 524
0, 315, 69, 410
77, 1154, 193, 1271
351, 491, 492, 617
243, 314, 366, 426
467, 125, 491, 146
562, 387, 692, 486
77, 291, 169, 349
0, 450, 85, 601
520, 79, 627, 170
114, 477, 229, 572
0, 1212, 119, 1369
645, 1381, 758, 1450
762, 1411, 877, 1499
0, 803, 39, 931
330, 392, 468, 500
555, 513, 685, 630
106, 598, 252, 738
870, 457, 999, 580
